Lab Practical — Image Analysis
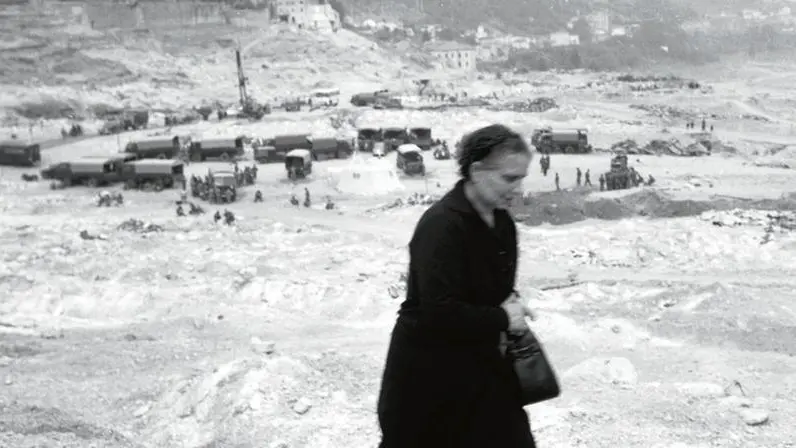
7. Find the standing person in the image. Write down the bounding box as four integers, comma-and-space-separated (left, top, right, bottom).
377, 124, 537, 448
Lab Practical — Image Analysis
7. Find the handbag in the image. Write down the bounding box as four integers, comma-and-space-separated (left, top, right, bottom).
505, 329, 561, 406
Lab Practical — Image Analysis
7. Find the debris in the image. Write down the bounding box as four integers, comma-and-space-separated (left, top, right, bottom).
740, 408, 769, 426
291, 397, 312, 415
117, 219, 164, 233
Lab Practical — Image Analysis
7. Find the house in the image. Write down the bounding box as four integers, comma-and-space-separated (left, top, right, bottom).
427, 41, 476, 71
586, 11, 611, 35
549, 31, 579, 47
274, 0, 338, 29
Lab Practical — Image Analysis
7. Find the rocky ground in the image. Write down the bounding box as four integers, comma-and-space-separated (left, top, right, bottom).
2, 12, 796, 448
2, 134, 796, 446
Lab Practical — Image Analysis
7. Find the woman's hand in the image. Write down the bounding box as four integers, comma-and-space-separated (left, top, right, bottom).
501, 296, 535, 333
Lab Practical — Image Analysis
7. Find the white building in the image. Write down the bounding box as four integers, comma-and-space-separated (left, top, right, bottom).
549, 31, 580, 47
427, 41, 477, 71
273, 0, 339, 30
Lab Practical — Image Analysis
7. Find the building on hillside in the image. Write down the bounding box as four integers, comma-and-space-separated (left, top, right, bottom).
586, 11, 611, 35
549, 31, 580, 47
427, 41, 476, 71
273, 0, 339, 30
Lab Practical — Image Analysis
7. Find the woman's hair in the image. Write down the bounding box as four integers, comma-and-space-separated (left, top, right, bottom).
456, 124, 530, 179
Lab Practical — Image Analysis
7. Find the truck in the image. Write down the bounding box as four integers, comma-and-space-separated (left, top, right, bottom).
530, 128, 591, 154
125, 136, 182, 160
188, 137, 245, 162
121, 159, 185, 191
309, 137, 351, 160
259, 134, 311, 162
40, 157, 125, 187
382, 127, 409, 152
0, 140, 41, 167
356, 127, 381, 152
407, 126, 434, 150
98, 109, 149, 135
209, 170, 237, 203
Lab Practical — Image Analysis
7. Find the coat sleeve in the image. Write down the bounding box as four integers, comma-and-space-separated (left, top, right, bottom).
410, 211, 509, 339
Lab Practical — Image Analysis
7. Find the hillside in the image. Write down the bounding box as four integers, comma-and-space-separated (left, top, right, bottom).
0, 3, 427, 121
343, 0, 695, 33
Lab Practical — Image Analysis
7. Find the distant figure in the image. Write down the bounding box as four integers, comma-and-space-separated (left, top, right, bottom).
599, 173, 605, 191
576, 168, 582, 187
290, 194, 299, 207
303, 187, 311, 208
710, 125, 714, 132
701, 118, 706, 131
584, 169, 592, 186
555, 172, 560, 191
214, 210, 221, 223
254, 190, 263, 202
647, 174, 656, 186
223, 209, 235, 225
176, 205, 185, 217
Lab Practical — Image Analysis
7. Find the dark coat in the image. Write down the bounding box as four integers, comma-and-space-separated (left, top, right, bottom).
377, 180, 535, 448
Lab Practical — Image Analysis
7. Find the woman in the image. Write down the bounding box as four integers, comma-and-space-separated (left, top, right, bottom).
378, 124, 537, 448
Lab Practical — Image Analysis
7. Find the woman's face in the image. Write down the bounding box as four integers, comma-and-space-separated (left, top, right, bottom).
471, 150, 532, 209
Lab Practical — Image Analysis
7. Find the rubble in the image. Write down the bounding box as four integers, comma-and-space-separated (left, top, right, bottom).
371, 193, 438, 212
489, 97, 557, 113
609, 137, 710, 156
700, 209, 796, 231
117, 219, 164, 233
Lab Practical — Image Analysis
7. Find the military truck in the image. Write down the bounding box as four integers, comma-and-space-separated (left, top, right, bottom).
531, 128, 591, 154
210, 170, 237, 203
99, 109, 149, 135
382, 127, 409, 152
40, 157, 125, 187
407, 126, 434, 150
253, 145, 280, 164
121, 159, 185, 191
356, 127, 381, 152
188, 137, 245, 162
350, 89, 390, 107
125, 136, 182, 160
309, 136, 351, 160
0, 140, 41, 167
604, 154, 632, 190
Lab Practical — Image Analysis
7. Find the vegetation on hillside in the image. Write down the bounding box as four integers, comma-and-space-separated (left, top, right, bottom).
487, 23, 796, 72
342, 0, 695, 34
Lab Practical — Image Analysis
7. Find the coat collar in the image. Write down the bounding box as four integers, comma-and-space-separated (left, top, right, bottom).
442, 179, 478, 215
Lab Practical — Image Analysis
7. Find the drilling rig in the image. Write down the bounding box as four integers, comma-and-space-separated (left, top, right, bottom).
235, 48, 270, 120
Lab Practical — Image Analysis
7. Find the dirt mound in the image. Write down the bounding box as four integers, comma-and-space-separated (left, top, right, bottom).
610, 137, 710, 157
513, 188, 796, 226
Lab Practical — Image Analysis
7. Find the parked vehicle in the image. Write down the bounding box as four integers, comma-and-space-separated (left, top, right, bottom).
309, 88, 340, 109
531, 128, 591, 153
125, 136, 182, 159
188, 137, 245, 161
373, 141, 386, 158
285, 149, 312, 180
356, 127, 381, 152
121, 159, 185, 191
253, 145, 280, 164
0, 140, 41, 167
408, 126, 433, 150
310, 136, 351, 160
396, 144, 425, 175
382, 127, 409, 152
40, 157, 123, 187
350, 89, 390, 107
210, 170, 237, 203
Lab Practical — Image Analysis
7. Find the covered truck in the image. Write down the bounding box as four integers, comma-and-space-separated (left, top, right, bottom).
188, 136, 245, 161
40, 157, 124, 187
125, 136, 182, 159
121, 159, 185, 191
0, 140, 41, 167
531, 128, 591, 154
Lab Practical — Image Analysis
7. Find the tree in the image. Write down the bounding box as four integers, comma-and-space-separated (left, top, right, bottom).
571, 18, 592, 44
